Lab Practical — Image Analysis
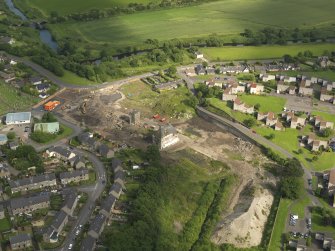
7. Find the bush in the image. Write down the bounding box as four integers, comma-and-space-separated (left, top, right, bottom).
243, 118, 256, 128
7, 132, 16, 140
30, 131, 56, 143
322, 128, 332, 138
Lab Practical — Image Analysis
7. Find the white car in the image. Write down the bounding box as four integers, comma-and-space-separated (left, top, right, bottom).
68, 243, 73, 250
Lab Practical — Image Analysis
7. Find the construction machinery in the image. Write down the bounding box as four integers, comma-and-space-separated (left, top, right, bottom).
44, 101, 61, 111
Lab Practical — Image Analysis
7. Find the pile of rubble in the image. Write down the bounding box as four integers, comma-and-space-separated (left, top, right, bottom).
233, 137, 253, 153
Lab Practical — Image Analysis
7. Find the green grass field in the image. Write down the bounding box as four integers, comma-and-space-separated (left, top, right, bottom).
202, 43, 335, 61
38, 0, 335, 50
60, 70, 96, 86
290, 191, 311, 218
312, 111, 335, 124
239, 94, 286, 113
0, 81, 39, 116
207, 98, 252, 123
16, 0, 156, 16
268, 199, 292, 251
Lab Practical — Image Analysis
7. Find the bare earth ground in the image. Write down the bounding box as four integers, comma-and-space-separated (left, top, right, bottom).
56, 85, 277, 248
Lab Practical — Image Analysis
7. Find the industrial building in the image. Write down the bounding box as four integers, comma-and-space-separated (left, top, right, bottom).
5, 112, 31, 125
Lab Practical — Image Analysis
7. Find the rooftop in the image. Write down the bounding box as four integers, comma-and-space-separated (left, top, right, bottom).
10, 194, 50, 210
9, 173, 56, 189
10, 233, 31, 245
59, 169, 89, 180
89, 213, 106, 234
6, 112, 31, 123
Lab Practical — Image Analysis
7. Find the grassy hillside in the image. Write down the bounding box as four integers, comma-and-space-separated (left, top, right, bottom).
202, 43, 335, 61
45, 0, 335, 49
0, 81, 39, 116
103, 147, 234, 250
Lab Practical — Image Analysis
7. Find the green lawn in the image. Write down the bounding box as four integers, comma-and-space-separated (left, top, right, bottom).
60, 70, 96, 86
312, 208, 335, 235
207, 98, 252, 123
239, 94, 286, 113
53, 124, 73, 142
202, 43, 335, 61
40, 0, 335, 50
0, 217, 11, 232
268, 199, 292, 251
312, 111, 335, 124
290, 191, 311, 218
255, 127, 301, 153
0, 81, 39, 116
31, 124, 73, 144
312, 152, 335, 171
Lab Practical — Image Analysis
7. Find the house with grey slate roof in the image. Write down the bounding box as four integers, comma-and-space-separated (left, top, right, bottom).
109, 182, 123, 199
114, 169, 125, 189
61, 193, 78, 216
88, 213, 107, 239
111, 158, 122, 172
80, 235, 96, 251
10, 233, 32, 250
46, 146, 76, 161
0, 205, 5, 219
9, 173, 57, 193
43, 210, 68, 242
10, 194, 50, 215
59, 169, 89, 185
100, 194, 116, 218
98, 144, 114, 158
69, 155, 86, 169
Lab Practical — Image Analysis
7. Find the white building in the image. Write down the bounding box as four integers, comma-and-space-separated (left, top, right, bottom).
159, 125, 180, 150
5, 112, 31, 125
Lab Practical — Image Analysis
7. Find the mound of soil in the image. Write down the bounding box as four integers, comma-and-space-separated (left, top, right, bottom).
212, 187, 274, 248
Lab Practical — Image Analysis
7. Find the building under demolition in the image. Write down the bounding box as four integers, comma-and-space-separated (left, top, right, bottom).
159, 124, 179, 150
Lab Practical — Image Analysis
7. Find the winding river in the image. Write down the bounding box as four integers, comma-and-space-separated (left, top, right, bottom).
4, 0, 58, 51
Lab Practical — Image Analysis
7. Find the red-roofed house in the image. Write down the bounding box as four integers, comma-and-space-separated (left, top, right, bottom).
249, 83, 264, 95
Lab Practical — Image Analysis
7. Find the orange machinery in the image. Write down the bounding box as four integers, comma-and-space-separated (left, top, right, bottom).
44, 101, 61, 111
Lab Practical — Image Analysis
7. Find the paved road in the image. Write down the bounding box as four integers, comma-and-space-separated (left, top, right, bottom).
59, 149, 106, 251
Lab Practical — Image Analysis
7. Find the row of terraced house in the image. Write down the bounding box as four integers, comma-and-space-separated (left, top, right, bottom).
80, 158, 126, 251
261, 73, 335, 104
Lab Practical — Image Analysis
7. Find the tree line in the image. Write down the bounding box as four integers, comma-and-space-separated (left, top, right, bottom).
48, 0, 217, 23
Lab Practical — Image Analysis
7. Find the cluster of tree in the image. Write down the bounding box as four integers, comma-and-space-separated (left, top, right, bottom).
312, 207, 335, 226
195, 83, 222, 100
6, 145, 44, 174
262, 148, 304, 200
191, 176, 236, 250
243, 118, 257, 128
41, 112, 57, 122
243, 27, 334, 45
180, 181, 219, 250
48, 0, 215, 23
